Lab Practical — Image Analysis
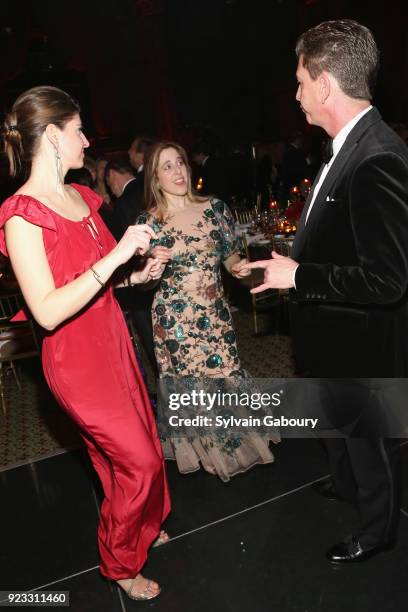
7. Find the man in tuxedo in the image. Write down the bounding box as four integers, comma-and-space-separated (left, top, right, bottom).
243, 20, 408, 562
105, 158, 142, 240
128, 136, 154, 172
105, 157, 158, 377
127, 136, 155, 214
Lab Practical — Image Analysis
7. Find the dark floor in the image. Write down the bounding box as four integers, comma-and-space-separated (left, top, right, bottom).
1, 439, 408, 611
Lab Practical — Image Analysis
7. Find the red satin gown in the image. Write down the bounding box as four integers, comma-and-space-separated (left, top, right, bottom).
0, 184, 171, 580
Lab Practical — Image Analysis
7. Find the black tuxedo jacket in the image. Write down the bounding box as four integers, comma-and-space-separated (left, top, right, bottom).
290, 107, 408, 377
104, 177, 143, 242
112, 173, 154, 309
115, 173, 145, 239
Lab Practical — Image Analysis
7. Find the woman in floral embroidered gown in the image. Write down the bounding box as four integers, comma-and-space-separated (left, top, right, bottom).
138, 142, 276, 482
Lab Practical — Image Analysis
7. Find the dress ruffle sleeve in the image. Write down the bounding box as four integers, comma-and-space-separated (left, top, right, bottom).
0, 195, 59, 322
0, 195, 57, 257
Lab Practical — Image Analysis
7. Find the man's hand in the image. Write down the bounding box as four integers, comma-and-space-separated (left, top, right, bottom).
240, 251, 299, 293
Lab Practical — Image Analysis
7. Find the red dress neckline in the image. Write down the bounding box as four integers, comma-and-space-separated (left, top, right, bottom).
8, 184, 92, 224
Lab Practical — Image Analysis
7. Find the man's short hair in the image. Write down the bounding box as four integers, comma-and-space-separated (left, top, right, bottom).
296, 19, 379, 100
131, 137, 155, 155
104, 157, 134, 177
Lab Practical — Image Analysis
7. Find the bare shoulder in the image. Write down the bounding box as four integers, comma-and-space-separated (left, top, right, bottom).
13, 181, 38, 199
193, 196, 210, 206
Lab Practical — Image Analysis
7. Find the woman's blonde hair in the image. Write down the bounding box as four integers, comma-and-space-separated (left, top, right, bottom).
144, 141, 206, 221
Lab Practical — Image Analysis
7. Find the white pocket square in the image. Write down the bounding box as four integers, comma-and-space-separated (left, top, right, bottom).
325, 195, 336, 203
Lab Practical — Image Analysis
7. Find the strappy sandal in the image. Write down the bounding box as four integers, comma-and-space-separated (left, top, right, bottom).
118, 576, 161, 601
152, 529, 170, 548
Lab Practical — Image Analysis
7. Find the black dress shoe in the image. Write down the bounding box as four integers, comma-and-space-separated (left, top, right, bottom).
312, 480, 343, 502
327, 535, 394, 563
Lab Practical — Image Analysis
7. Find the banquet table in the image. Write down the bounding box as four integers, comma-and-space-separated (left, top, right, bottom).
235, 223, 295, 256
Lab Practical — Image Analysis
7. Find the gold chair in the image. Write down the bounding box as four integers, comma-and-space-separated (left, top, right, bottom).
270, 235, 293, 257
270, 235, 293, 310
0, 291, 40, 415
233, 205, 261, 225
240, 235, 282, 335
234, 209, 250, 224
255, 193, 262, 214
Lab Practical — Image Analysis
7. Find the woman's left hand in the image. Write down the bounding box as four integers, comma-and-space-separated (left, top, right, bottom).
231, 258, 251, 278
145, 246, 171, 281
137, 257, 166, 283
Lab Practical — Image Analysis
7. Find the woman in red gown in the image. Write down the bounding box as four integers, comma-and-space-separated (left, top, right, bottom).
0, 86, 170, 601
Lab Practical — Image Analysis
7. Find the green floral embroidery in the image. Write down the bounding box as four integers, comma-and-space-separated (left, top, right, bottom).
136, 199, 250, 455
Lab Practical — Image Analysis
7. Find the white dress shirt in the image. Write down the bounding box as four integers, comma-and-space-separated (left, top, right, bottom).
121, 177, 137, 195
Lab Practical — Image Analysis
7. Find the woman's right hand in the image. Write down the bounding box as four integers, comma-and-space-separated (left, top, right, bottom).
113, 224, 157, 265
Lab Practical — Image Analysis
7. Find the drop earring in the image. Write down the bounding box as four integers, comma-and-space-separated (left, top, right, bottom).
54, 141, 64, 185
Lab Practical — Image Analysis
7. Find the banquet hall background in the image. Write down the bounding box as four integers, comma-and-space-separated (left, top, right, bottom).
1, 1, 408, 611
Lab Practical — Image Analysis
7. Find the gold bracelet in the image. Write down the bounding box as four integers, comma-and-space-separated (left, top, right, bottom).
90, 265, 104, 287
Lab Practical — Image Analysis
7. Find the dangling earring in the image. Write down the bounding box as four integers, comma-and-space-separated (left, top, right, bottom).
53, 141, 63, 185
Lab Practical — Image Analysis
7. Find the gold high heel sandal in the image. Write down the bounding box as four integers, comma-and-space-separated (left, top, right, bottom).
117, 576, 161, 601
152, 529, 170, 548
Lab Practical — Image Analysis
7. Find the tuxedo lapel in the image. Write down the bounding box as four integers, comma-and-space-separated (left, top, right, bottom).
298, 163, 325, 230
292, 107, 382, 260
291, 162, 325, 258
304, 139, 358, 228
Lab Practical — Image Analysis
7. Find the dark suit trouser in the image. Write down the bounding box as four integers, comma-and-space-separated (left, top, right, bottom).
132, 308, 158, 377
114, 288, 158, 378
325, 438, 401, 548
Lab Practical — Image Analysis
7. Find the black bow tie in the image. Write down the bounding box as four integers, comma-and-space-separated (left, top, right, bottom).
322, 139, 333, 165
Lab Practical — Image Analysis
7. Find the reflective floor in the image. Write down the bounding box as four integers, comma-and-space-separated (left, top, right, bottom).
1, 439, 408, 611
